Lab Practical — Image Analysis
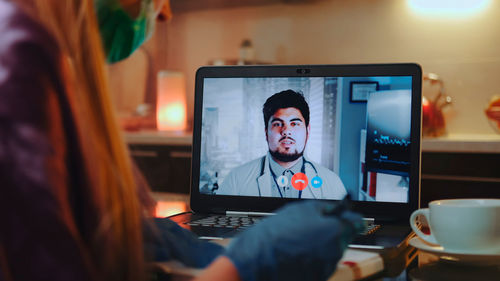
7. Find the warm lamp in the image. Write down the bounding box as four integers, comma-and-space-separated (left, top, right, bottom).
155, 201, 188, 218
157, 71, 187, 131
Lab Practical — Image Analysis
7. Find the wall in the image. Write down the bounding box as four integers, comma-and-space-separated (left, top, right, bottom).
154, 0, 500, 135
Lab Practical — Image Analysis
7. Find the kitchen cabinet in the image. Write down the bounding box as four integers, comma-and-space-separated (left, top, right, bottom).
421, 152, 500, 207
127, 132, 192, 194
130, 144, 191, 193
420, 136, 500, 207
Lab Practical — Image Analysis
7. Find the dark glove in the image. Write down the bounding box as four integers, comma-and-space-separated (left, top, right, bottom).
144, 217, 224, 268
224, 200, 364, 281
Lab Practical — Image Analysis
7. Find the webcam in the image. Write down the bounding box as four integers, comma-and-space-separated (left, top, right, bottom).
296, 68, 311, 74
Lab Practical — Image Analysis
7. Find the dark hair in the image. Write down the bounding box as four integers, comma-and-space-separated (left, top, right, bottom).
263, 89, 310, 129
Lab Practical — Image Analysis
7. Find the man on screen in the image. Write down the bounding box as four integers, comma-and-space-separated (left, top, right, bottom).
217, 90, 347, 199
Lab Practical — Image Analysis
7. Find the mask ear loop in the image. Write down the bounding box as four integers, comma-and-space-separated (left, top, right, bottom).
157, 0, 172, 21
143, 0, 157, 41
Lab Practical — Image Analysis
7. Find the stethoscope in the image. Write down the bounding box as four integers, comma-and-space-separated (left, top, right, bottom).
258, 155, 319, 199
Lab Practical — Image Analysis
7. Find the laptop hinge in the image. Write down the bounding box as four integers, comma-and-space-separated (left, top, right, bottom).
223, 213, 376, 222
226, 211, 275, 216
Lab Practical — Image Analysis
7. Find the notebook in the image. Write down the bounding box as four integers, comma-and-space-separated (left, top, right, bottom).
169, 63, 422, 249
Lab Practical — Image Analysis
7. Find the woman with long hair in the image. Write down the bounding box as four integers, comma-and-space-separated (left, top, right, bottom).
0, 0, 159, 280
0, 1, 362, 281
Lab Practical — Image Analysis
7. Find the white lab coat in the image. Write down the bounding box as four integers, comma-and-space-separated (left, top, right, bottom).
217, 154, 347, 199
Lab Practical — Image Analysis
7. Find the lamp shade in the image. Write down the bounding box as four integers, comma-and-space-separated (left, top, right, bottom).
157, 71, 187, 131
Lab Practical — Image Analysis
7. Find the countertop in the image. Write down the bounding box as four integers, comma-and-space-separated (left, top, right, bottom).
124, 131, 500, 153
421, 134, 500, 153
124, 130, 192, 146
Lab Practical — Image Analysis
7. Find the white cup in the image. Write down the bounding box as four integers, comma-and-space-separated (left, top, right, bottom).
410, 199, 500, 254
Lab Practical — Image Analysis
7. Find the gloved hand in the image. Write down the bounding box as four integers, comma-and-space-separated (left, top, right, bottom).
144, 217, 224, 268
224, 200, 364, 281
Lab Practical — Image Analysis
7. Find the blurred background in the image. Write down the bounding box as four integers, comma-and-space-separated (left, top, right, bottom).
119, 0, 500, 215
110, 0, 500, 136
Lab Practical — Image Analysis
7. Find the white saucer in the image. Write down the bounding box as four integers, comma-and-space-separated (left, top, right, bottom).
409, 237, 500, 266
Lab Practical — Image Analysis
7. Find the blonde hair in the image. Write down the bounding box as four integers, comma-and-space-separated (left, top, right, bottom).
16, 1, 146, 280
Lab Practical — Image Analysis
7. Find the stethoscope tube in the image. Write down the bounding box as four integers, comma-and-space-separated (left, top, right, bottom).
262, 155, 319, 199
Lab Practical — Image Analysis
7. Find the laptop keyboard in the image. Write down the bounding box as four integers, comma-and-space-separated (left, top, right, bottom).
185, 215, 262, 231
186, 215, 380, 235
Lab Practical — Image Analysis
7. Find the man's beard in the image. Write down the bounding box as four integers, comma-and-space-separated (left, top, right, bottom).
269, 149, 303, 163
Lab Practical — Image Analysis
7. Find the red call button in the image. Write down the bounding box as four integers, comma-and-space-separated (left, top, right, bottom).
291, 173, 308, 191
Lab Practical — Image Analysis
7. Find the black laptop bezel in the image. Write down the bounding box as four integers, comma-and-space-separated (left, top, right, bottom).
190, 63, 422, 221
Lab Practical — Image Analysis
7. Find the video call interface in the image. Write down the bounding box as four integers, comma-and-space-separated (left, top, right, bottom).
199, 76, 413, 203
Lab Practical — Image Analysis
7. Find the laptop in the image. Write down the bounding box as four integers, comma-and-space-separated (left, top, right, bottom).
169, 63, 422, 250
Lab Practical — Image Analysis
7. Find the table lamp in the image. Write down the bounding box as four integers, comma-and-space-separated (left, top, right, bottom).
156, 70, 187, 131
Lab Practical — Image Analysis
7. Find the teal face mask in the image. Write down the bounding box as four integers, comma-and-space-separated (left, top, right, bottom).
96, 0, 156, 63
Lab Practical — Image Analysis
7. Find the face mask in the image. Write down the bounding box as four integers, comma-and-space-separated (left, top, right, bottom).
96, 0, 156, 63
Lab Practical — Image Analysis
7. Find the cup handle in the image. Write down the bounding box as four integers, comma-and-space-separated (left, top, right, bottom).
409, 208, 438, 244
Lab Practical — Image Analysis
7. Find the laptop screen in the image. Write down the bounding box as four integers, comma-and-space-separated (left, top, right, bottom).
191, 64, 421, 219
198, 75, 413, 203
